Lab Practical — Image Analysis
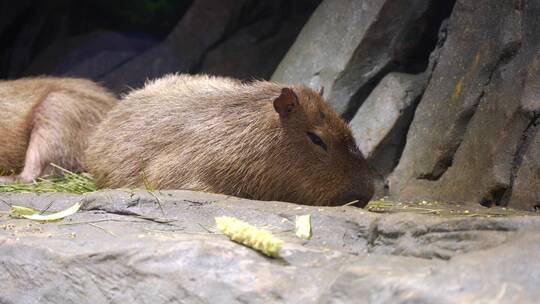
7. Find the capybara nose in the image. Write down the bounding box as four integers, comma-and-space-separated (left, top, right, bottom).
351, 175, 375, 208
340, 177, 375, 208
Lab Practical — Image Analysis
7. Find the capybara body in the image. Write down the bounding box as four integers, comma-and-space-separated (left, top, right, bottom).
85, 74, 374, 206
0, 77, 117, 182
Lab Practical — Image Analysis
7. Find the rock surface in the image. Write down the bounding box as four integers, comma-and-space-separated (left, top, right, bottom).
271, 0, 436, 117
101, 0, 312, 93
98, 0, 251, 92
268, 0, 540, 211
508, 128, 540, 210
1, 190, 539, 303
350, 72, 427, 178
198, 18, 306, 81
387, 0, 540, 210
24, 31, 156, 82
1, 0, 316, 94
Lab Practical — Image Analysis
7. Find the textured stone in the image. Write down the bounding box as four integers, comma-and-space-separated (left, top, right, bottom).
272, 0, 433, 117
198, 18, 305, 80
506, 50, 540, 211
99, 44, 182, 93
508, 130, 540, 211
100, 0, 250, 92
350, 72, 427, 178
25, 31, 156, 81
388, 0, 540, 209
100, 1, 318, 92
0, 190, 539, 303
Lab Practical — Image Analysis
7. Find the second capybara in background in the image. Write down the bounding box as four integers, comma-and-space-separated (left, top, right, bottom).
85, 74, 374, 206
0, 77, 117, 183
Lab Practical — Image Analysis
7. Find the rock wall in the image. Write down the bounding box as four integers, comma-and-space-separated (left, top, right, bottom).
0, 0, 319, 93
275, 0, 540, 211
271, 0, 439, 118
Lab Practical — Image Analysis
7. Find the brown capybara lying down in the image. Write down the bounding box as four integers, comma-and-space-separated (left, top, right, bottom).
0, 77, 117, 183
85, 74, 374, 207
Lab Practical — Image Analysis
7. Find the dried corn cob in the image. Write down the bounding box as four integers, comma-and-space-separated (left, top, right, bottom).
215, 216, 283, 258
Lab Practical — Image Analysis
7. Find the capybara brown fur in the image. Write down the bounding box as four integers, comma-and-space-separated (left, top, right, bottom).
0, 77, 117, 183
85, 74, 374, 206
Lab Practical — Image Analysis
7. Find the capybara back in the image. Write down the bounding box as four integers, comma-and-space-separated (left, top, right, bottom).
85, 74, 373, 206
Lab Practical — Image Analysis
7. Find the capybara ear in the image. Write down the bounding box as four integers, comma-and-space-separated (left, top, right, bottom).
273, 88, 299, 119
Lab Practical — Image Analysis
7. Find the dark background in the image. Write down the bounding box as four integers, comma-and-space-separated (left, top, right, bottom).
0, 0, 320, 93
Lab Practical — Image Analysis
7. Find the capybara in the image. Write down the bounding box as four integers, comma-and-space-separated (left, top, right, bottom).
85, 74, 374, 206
0, 77, 117, 183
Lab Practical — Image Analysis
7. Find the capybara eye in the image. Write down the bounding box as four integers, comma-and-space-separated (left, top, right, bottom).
307, 131, 327, 151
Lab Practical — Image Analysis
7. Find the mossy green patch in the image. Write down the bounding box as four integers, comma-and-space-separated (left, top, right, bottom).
0, 172, 97, 194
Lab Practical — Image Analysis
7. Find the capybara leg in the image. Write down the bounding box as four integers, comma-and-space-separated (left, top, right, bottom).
0, 135, 46, 184
8, 92, 81, 183
16, 134, 48, 183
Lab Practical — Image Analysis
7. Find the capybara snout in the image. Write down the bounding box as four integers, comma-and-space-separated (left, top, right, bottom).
85, 74, 374, 206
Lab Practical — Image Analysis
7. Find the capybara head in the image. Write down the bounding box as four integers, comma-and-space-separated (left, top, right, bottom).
85, 75, 374, 207
262, 84, 374, 206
